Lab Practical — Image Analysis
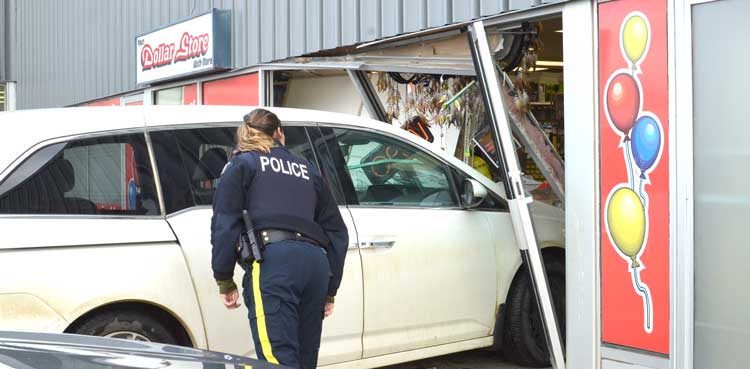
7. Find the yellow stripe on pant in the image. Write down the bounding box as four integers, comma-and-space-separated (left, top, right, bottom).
252, 260, 279, 365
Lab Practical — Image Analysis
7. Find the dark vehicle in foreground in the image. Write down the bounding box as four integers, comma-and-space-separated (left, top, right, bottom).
0, 331, 283, 369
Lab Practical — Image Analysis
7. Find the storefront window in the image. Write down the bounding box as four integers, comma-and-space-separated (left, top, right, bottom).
154, 85, 198, 105
693, 1, 750, 368
154, 87, 183, 105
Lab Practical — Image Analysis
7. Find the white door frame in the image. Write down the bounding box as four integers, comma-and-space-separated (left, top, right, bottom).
561, 1, 600, 368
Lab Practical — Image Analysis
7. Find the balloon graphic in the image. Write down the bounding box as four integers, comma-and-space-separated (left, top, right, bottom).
605, 73, 640, 140
622, 14, 649, 65
607, 187, 646, 267
631, 115, 661, 179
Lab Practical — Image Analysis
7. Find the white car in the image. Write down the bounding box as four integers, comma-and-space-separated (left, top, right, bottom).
0, 106, 564, 368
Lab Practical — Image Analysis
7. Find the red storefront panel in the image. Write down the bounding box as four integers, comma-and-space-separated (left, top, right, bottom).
183, 84, 198, 105
598, 0, 670, 354
85, 97, 121, 107
202, 73, 258, 105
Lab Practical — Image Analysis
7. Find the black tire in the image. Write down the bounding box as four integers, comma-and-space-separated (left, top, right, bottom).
504, 256, 566, 367
72, 310, 179, 345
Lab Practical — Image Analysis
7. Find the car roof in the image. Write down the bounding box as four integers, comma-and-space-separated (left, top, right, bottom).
0, 106, 502, 197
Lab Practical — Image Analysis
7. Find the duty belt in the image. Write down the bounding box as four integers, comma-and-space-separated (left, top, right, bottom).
259, 229, 322, 248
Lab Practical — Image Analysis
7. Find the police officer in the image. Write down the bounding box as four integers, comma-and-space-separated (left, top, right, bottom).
211, 108, 348, 369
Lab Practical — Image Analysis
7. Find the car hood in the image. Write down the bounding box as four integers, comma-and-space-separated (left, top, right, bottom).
0, 331, 285, 369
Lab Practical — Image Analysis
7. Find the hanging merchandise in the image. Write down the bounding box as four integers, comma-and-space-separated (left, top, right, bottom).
374, 72, 486, 159
404, 115, 434, 143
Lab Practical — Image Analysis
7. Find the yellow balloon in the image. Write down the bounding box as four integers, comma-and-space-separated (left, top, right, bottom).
622, 15, 649, 65
606, 187, 646, 267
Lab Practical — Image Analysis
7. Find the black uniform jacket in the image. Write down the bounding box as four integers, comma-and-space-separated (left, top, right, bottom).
211, 145, 348, 297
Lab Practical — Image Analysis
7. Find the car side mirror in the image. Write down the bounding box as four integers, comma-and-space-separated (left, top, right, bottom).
462, 179, 488, 209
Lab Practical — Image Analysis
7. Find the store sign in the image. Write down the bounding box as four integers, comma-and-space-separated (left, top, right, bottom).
598, 0, 669, 354
135, 9, 230, 85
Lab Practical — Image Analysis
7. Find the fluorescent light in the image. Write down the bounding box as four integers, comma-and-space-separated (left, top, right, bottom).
555, 29, 563, 33
530, 67, 549, 71
536, 60, 563, 67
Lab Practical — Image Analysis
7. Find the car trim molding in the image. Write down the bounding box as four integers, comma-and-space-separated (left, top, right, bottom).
144, 130, 167, 217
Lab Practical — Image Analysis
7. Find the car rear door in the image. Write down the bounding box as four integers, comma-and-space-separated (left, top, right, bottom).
0, 131, 205, 346
149, 125, 250, 355
149, 123, 363, 364
316, 125, 497, 358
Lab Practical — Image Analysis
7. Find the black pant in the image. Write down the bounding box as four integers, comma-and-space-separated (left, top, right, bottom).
242, 240, 330, 369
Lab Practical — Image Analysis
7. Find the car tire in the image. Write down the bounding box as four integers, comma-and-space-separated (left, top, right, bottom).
505, 255, 566, 368
73, 310, 179, 345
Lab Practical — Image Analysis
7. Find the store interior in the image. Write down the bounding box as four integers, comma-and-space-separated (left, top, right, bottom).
276, 16, 564, 206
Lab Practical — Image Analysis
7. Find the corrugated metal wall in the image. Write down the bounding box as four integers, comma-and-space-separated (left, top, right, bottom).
0, 0, 7, 81
6, 0, 562, 109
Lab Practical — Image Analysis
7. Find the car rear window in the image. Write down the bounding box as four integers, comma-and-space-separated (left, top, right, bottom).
0, 134, 159, 215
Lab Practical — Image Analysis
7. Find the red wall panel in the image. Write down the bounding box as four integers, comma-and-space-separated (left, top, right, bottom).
202, 73, 258, 105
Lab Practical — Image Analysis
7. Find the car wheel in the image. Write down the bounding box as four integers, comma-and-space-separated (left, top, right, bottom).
505, 256, 566, 368
73, 310, 179, 345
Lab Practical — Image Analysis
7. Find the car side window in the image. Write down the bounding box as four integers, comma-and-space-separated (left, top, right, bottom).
150, 125, 316, 214
151, 127, 235, 213
329, 128, 458, 208
282, 125, 319, 169
0, 134, 159, 215
307, 126, 356, 206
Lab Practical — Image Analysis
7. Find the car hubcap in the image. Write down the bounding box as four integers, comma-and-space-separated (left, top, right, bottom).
104, 331, 151, 342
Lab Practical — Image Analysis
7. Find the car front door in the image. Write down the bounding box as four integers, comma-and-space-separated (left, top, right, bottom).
317, 126, 497, 358
149, 124, 363, 363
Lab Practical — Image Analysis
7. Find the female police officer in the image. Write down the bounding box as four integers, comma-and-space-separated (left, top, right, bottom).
211, 108, 348, 369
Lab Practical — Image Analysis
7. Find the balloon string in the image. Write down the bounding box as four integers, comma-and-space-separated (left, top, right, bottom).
632, 265, 653, 332
639, 177, 646, 204
624, 143, 634, 189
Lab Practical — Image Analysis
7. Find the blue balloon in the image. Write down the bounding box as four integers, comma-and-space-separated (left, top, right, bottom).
630, 115, 661, 179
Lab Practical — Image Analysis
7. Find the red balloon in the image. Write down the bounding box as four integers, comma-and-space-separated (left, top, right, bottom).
605, 73, 640, 140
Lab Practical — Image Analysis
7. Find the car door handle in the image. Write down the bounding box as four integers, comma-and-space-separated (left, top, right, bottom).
360, 240, 396, 249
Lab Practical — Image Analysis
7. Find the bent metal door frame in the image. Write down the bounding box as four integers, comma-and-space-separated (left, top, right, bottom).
468, 20, 567, 369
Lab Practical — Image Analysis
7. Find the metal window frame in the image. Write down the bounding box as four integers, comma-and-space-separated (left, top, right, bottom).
259, 68, 274, 107
346, 70, 388, 122
0, 81, 16, 111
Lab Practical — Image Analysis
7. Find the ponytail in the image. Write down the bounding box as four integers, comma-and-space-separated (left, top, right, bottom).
236, 109, 281, 153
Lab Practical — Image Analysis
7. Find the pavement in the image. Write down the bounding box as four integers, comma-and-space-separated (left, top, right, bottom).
380, 349, 549, 369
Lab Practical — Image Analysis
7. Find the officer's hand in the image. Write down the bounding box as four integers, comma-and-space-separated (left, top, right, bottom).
324, 302, 334, 318
221, 289, 241, 309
